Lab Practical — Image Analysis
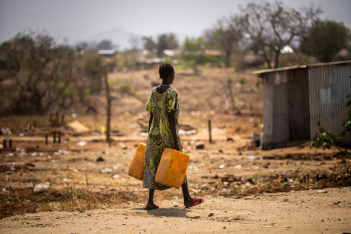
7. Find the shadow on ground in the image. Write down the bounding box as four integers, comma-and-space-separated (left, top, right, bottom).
132, 208, 191, 217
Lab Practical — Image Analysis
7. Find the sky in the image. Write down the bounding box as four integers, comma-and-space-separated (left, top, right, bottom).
1, 0, 351, 49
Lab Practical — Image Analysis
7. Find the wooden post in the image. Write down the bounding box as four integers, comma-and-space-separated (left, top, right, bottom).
58, 132, 61, 144
53, 132, 56, 143
45, 134, 48, 145
103, 64, 111, 147
208, 119, 212, 143
3, 139, 7, 149
9, 139, 12, 149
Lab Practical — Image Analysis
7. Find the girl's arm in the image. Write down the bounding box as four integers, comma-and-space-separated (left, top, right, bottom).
148, 113, 153, 133
168, 110, 180, 151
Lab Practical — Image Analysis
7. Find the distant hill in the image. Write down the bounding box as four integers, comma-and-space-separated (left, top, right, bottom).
86, 27, 131, 50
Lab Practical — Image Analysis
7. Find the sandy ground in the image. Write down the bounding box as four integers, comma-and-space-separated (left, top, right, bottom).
1, 187, 350, 234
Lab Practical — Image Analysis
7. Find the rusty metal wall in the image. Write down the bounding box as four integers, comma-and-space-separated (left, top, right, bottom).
262, 81, 274, 149
308, 61, 351, 146
261, 68, 310, 149
287, 69, 310, 141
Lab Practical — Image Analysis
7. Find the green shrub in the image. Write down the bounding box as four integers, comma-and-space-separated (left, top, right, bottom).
239, 78, 246, 85
120, 79, 132, 93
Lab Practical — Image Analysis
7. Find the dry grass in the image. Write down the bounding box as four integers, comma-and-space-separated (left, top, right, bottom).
0, 172, 143, 219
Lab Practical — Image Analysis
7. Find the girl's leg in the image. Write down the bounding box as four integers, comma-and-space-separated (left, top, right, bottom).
147, 189, 155, 206
181, 182, 193, 205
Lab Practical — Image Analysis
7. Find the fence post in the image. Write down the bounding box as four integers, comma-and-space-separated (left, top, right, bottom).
208, 119, 212, 143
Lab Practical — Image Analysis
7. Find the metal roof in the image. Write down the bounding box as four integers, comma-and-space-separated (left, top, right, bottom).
253, 65, 306, 75
253, 60, 351, 75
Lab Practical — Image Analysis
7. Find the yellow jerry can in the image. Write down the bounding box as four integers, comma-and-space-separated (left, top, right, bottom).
128, 143, 146, 181
155, 148, 190, 189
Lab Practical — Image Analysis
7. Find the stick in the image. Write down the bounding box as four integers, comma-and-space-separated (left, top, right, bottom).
208, 119, 212, 143
103, 64, 111, 147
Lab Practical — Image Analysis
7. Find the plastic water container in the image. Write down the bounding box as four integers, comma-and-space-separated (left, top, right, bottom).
155, 148, 190, 189
128, 143, 146, 181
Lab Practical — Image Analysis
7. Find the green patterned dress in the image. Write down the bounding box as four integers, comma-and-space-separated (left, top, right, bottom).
143, 87, 187, 190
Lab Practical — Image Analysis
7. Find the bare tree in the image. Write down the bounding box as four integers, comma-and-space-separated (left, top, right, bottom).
213, 69, 240, 113
142, 36, 156, 52
128, 34, 141, 51
0, 32, 77, 115
239, 0, 322, 68
204, 16, 243, 68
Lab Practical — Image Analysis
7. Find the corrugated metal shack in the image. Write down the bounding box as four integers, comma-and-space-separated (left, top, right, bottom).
254, 65, 310, 149
253, 60, 351, 149
308, 61, 351, 146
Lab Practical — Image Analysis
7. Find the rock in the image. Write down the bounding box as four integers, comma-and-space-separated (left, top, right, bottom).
208, 213, 214, 217
227, 137, 234, 142
119, 143, 127, 149
186, 213, 200, 219
96, 156, 105, 162
283, 225, 291, 228
194, 141, 205, 149
112, 174, 120, 179
223, 226, 226, 229
33, 182, 50, 194
317, 190, 327, 193
219, 149, 223, 153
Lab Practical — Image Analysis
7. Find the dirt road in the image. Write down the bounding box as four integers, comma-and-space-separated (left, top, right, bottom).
1, 187, 350, 234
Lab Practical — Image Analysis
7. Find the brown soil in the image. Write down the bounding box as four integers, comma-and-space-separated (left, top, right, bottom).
1, 68, 351, 233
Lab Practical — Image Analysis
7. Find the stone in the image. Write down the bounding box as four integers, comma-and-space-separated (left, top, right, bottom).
194, 141, 205, 149
208, 213, 214, 217
186, 213, 200, 219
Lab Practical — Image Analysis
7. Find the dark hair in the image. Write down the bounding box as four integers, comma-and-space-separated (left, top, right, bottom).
159, 63, 174, 79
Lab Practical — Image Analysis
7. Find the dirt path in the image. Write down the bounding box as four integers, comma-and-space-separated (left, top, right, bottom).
1, 187, 350, 234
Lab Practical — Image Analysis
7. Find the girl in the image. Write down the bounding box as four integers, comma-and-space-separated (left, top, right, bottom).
143, 63, 205, 210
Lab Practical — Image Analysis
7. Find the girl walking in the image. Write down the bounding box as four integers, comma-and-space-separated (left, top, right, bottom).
143, 63, 205, 210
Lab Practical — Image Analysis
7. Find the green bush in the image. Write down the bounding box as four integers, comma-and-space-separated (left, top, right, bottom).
239, 78, 246, 85
120, 79, 133, 93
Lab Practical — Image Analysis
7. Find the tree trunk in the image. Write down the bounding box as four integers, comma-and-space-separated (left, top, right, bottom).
227, 85, 236, 111
274, 51, 280, 69
225, 51, 231, 68
103, 65, 111, 146
261, 49, 272, 69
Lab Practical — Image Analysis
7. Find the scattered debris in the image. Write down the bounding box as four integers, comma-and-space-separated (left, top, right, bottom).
77, 141, 88, 147
248, 155, 255, 161
100, 168, 113, 173
96, 157, 105, 162
33, 182, 50, 194
194, 141, 205, 149
119, 143, 127, 149
66, 120, 89, 132
57, 149, 70, 155
186, 213, 200, 219
227, 137, 234, 142
1, 128, 12, 135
